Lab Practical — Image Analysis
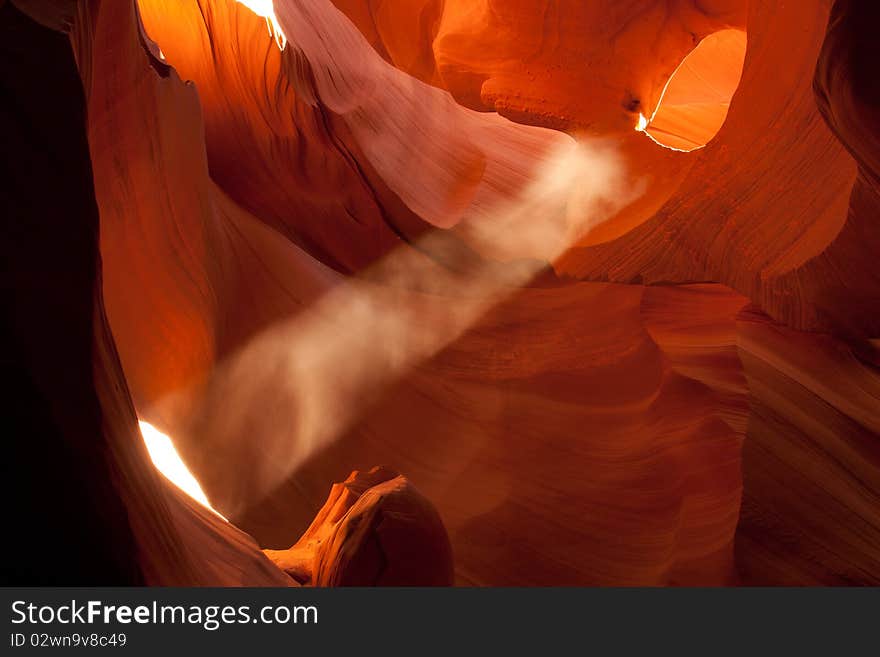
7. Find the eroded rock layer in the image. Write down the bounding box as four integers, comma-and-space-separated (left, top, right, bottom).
265, 467, 454, 586
5, 0, 878, 585
736, 308, 880, 585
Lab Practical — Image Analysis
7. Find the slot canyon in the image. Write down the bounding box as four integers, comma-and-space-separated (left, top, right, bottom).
2, 0, 879, 586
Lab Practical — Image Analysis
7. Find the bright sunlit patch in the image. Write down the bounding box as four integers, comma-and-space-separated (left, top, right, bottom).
138, 421, 226, 520
635, 29, 747, 152
234, 0, 286, 49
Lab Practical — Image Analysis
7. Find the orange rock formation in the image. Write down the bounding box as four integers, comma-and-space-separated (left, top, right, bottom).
4, 0, 878, 585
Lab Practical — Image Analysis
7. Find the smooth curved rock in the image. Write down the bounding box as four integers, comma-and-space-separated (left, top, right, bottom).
265, 467, 454, 586
6, 0, 879, 586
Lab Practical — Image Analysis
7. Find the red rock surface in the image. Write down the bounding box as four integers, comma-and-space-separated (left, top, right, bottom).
265, 467, 453, 586
5, 0, 878, 585
736, 307, 880, 584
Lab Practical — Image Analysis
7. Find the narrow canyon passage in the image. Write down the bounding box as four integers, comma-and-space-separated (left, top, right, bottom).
3, 0, 879, 585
